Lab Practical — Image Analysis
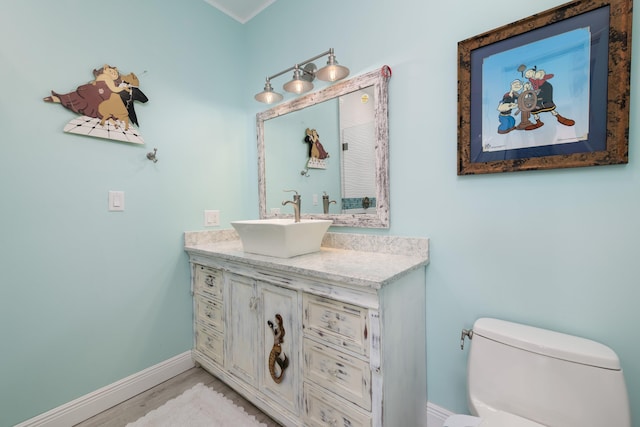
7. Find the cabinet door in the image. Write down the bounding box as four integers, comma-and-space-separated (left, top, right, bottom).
259, 282, 300, 414
227, 273, 259, 386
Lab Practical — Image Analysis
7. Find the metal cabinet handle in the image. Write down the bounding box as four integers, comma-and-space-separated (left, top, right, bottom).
327, 368, 340, 378
205, 276, 214, 287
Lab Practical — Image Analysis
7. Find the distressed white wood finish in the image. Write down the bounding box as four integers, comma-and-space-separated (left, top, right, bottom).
194, 265, 224, 299
259, 282, 300, 414
227, 273, 260, 386
186, 231, 428, 426
195, 323, 224, 365
193, 264, 226, 369
304, 382, 372, 427
303, 338, 372, 411
195, 297, 224, 330
257, 68, 391, 228
303, 294, 370, 357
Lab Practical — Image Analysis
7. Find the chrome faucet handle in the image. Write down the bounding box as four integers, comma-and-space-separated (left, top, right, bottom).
282, 190, 301, 222
283, 189, 300, 203
322, 191, 337, 214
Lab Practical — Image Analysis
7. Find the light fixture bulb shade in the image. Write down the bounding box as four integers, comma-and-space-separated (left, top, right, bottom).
316, 63, 350, 82
282, 79, 313, 94
255, 91, 283, 103
255, 82, 283, 103
283, 76, 313, 94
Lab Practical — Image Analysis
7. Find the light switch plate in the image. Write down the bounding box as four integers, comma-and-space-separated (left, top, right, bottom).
204, 210, 220, 226
108, 191, 125, 211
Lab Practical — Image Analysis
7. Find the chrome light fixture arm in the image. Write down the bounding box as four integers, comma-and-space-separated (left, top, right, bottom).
255, 48, 349, 104
263, 49, 332, 82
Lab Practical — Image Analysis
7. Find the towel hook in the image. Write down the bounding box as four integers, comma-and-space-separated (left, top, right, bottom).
146, 148, 158, 163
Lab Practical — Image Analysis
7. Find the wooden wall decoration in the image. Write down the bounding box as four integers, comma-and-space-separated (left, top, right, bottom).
44, 64, 149, 144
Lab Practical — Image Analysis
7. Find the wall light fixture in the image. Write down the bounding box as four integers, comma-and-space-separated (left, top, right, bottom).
254, 48, 349, 104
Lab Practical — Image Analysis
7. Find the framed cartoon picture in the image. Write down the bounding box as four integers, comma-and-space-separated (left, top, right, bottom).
457, 0, 632, 175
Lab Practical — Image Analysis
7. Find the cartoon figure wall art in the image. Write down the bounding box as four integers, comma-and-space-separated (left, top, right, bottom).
43, 64, 149, 144
482, 28, 589, 153
304, 128, 329, 169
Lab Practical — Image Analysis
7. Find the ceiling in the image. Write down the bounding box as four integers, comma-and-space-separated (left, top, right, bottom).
204, 0, 276, 24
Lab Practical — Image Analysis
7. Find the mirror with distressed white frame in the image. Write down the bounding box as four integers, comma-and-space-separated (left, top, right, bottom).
257, 68, 390, 228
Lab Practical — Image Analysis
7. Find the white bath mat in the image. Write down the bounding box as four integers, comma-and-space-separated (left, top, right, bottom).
126, 382, 268, 427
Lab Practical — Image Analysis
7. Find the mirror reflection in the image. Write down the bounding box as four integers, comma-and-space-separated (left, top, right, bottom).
257, 68, 390, 228
264, 87, 376, 215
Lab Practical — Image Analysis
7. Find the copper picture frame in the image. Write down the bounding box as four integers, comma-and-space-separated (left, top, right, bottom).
457, 0, 632, 175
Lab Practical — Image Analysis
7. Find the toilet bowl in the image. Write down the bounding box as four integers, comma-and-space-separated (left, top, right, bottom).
442, 318, 631, 427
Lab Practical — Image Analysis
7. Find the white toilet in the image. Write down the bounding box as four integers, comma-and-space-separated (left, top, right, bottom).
443, 318, 631, 427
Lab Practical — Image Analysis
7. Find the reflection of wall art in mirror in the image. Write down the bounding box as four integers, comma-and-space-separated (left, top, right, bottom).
304, 128, 329, 169
258, 66, 392, 228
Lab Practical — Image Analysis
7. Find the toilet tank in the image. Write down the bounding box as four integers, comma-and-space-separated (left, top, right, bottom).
467, 318, 631, 427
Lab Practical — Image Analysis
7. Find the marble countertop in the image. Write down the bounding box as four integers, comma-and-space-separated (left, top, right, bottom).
184, 230, 429, 290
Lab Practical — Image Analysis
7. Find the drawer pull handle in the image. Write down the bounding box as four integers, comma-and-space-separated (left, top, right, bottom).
205, 276, 215, 287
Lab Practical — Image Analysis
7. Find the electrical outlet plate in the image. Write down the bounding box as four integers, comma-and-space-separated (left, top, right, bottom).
204, 210, 220, 226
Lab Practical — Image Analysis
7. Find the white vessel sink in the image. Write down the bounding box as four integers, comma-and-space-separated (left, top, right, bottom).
231, 218, 332, 258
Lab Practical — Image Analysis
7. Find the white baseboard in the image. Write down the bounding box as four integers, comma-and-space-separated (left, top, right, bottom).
17, 351, 453, 427
15, 351, 195, 427
427, 401, 455, 427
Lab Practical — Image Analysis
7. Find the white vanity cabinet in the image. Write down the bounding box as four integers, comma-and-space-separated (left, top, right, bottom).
185, 231, 429, 427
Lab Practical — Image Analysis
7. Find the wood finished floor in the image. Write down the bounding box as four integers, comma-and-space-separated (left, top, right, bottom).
73, 367, 282, 427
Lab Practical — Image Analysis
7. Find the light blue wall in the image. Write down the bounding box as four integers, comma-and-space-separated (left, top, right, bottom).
2, 0, 639, 426
0, 1, 251, 425
245, 0, 640, 424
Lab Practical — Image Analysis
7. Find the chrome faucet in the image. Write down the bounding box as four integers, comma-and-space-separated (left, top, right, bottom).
282, 190, 301, 222
322, 192, 336, 214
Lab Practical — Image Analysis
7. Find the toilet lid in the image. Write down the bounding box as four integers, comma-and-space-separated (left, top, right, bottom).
479, 411, 545, 427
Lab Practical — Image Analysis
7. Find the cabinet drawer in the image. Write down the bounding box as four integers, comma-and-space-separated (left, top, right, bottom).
303, 294, 369, 357
303, 382, 371, 427
304, 338, 371, 411
196, 324, 224, 365
195, 296, 224, 332
194, 265, 223, 300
